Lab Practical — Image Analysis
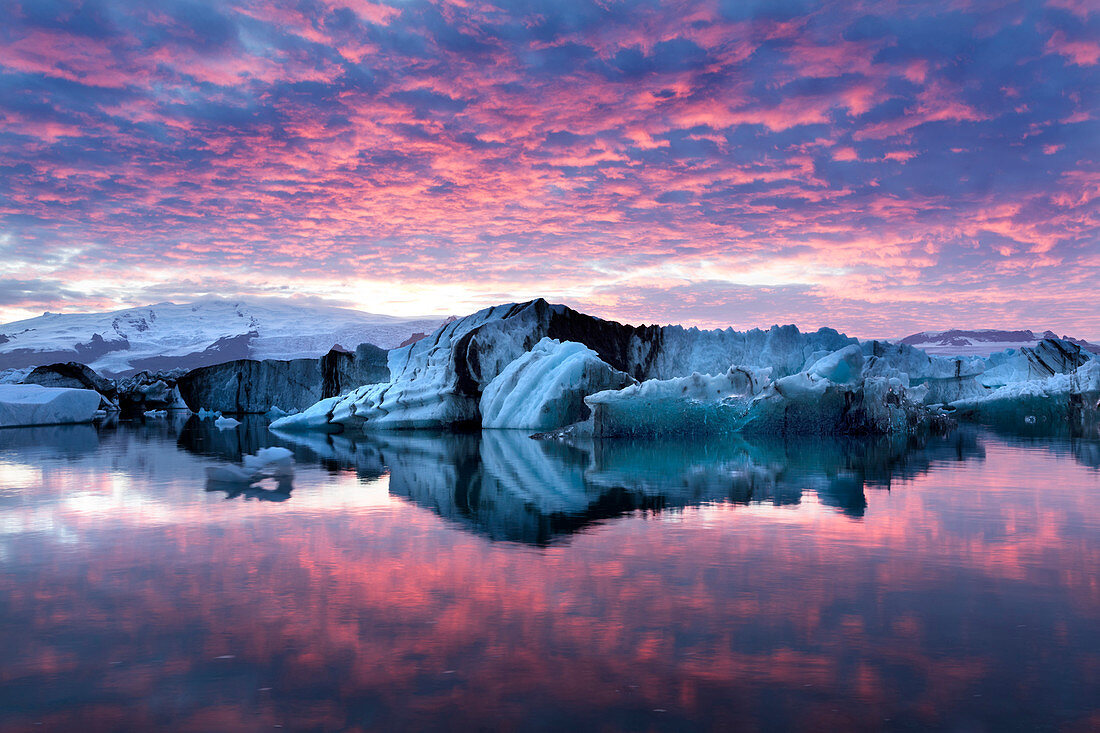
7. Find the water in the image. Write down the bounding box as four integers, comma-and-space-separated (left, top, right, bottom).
1, 416, 1098, 731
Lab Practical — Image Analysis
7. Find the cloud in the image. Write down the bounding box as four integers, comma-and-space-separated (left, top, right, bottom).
0, 0, 1096, 337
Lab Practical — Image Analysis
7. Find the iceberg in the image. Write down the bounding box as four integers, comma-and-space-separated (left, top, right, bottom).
289, 299, 860, 433
0, 384, 102, 428
587, 367, 770, 437
277, 299, 1094, 438
480, 338, 635, 430
586, 348, 945, 437
977, 338, 1093, 388
268, 395, 343, 432
949, 360, 1100, 429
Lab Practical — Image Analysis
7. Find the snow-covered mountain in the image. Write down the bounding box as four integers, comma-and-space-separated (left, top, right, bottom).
0, 300, 446, 375
897, 329, 1100, 357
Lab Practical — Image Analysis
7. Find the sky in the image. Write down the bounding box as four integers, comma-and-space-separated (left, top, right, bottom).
0, 0, 1097, 338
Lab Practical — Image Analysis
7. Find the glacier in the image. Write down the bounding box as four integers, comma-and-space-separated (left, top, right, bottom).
0, 384, 102, 427
271, 299, 1096, 438
0, 299, 444, 375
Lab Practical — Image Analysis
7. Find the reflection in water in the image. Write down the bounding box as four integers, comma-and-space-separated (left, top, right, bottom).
0, 418, 1098, 731
205, 476, 295, 502
268, 426, 986, 543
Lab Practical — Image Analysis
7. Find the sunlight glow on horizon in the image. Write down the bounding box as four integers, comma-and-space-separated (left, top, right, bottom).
0, 0, 1096, 336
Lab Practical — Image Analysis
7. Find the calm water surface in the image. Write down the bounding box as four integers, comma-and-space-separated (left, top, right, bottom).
1, 416, 1098, 731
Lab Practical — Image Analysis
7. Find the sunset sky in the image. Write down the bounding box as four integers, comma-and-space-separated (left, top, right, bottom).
1, 0, 1097, 337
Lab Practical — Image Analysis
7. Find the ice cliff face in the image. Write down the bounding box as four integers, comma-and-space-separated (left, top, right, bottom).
272, 299, 1097, 438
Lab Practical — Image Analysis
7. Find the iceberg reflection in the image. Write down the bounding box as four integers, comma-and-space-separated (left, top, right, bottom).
270, 428, 987, 543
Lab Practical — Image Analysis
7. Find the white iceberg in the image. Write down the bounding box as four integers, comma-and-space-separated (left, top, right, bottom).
214, 416, 241, 430
480, 338, 635, 430
269, 395, 343, 432
0, 384, 102, 428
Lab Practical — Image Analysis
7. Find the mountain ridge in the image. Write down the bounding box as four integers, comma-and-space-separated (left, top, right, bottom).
0, 299, 446, 375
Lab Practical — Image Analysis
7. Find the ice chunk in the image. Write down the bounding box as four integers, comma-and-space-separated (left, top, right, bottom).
740, 373, 942, 436
859, 341, 987, 404
143, 409, 167, 418
264, 406, 296, 421
587, 367, 771, 437
0, 384, 102, 428
587, 357, 946, 437
950, 360, 1100, 428
214, 416, 241, 430
269, 395, 343, 432
978, 338, 1093, 388
807, 344, 863, 384
480, 338, 635, 430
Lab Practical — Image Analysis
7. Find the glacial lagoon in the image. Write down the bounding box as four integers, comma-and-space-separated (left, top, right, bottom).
1, 416, 1099, 731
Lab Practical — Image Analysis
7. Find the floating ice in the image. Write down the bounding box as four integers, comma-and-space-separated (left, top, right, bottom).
288, 299, 858, 433
587, 367, 770, 437
277, 300, 1093, 437
264, 406, 296, 421
0, 384, 102, 428
480, 338, 635, 430
268, 395, 343, 432
587, 359, 943, 437
978, 339, 1093, 388
950, 360, 1100, 429
214, 416, 241, 430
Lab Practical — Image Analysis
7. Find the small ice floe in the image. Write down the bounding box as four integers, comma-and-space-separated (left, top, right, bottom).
143, 409, 168, 418
197, 408, 221, 419
264, 406, 297, 421
214, 416, 241, 430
